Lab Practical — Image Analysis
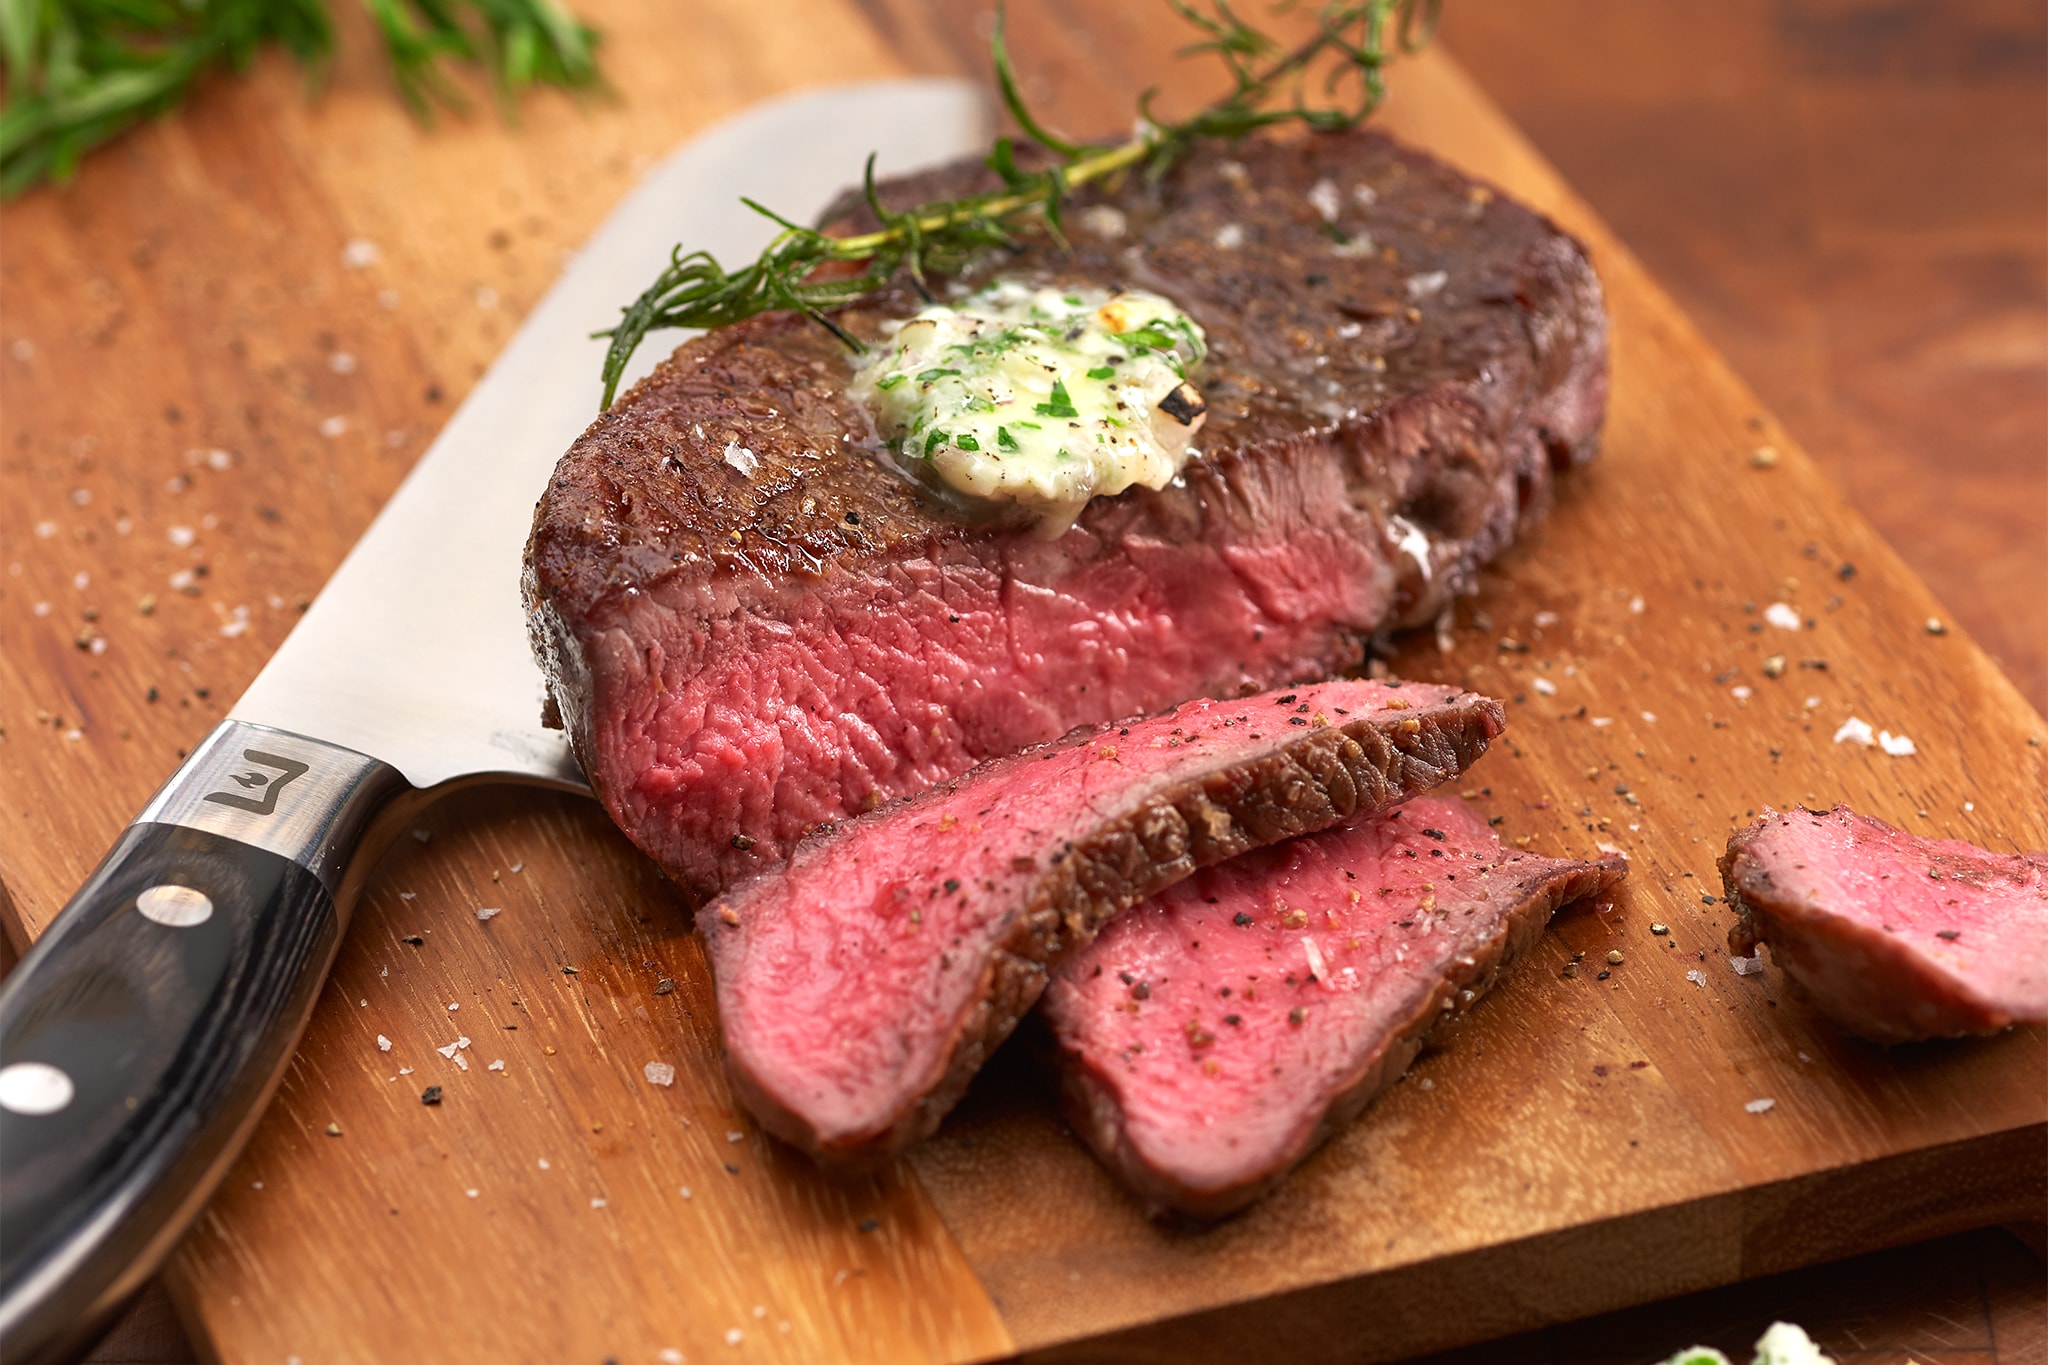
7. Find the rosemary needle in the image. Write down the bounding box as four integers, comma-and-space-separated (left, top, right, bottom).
596, 0, 1441, 409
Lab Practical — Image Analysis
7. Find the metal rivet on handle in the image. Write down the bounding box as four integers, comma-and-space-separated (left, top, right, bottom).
136, 884, 213, 927
0, 1061, 76, 1115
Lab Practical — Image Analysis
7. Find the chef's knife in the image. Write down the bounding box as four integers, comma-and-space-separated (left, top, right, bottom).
0, 78, 990, 1365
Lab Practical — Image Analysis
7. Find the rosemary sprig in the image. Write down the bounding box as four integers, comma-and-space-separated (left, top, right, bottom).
596, 0, 1439, 409
0, 0, 601, 198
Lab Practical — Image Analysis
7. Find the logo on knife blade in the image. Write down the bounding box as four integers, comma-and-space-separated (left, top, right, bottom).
204, 750, 310, 815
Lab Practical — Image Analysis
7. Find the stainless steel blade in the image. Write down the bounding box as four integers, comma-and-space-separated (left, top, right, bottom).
230, 80, 992, 792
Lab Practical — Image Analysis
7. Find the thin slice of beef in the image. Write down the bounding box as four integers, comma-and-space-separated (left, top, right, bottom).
1044, 795, 1626, 1219
1723, 806, 2048, 1043
526, 126, 1606, 897
702, 680, 1505, 1169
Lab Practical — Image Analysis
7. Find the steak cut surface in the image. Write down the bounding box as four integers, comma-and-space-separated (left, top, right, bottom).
701, 680, 1505, 1169
1723, 806, 2048, 1043
527, 126, 1606, 896
1044, 795, 1626, 1218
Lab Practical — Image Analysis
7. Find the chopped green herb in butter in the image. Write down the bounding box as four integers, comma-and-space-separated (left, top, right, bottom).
850, 281, 1208, 531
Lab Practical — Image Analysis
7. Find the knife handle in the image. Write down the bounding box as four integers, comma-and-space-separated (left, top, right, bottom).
0, 721, 406, 1365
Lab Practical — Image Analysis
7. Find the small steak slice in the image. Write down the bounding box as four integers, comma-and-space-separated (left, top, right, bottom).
1044, 796, 1625, 1218
702, 680, 1505, 1169
1723, 806, 2048, 1043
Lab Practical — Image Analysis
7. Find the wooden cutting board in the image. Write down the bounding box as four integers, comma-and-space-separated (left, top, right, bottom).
2, 2, 2041, 1361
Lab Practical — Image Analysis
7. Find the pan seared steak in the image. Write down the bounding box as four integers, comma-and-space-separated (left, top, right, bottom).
701, 681, 1504, 1168
1724, 806, 2048, 1043
1045, 796, 1626, 1218
526, 128, 1606, 895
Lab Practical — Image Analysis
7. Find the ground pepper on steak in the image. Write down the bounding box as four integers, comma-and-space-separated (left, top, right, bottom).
525, 127, 1607, 898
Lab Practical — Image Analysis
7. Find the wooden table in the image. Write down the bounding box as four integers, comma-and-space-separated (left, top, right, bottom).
3, 2, 2042, 1362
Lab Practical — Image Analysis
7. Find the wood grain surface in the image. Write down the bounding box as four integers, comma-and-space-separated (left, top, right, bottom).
2, 2, 2042, 1363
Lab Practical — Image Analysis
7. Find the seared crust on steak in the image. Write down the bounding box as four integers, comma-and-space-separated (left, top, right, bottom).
527, 128, 1606, 896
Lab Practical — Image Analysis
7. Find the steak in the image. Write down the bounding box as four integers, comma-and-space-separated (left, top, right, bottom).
1723, 806, 2048, 1043
526, 126, 1606, 896
701, 680, 1505, 1168
1044, 795, 1626, 1218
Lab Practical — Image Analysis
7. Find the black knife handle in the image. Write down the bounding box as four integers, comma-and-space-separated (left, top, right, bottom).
0, 721, 405, 1365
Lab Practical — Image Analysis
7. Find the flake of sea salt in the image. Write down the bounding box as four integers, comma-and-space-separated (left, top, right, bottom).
659, 1351, 685, 1364
1077, 204, 1127, 239
475, 906, 501, 922
679, 1186, 692, 1199
1833, 716, 1875, 747
1213, 223, 1245, 250
725, 1329, 743, 1346
452, 1053, 468, 1072
1302, 936, 1327, 982
1406, 270, 1448, 299
319, 415, 348, 439
538, 1157, 550, 1170
1307, 178, 1342, 222
509, 860, 524, 873
1685, 969, 1707, 988
488, 1059, 505, 1072
644, 1061, 676, 1087
1764, 602, 1801, 630
436, 1042, 459, 1058
446, 1002, 459, 1012
1641, 711, 1659, 724
466, 1188, 480, 1198
1590, 716, 1613, 728
722, 441, 758, 477
1804, 696, 1822, 710
590, 1197, 607, 1209
167, 524, 195, 547
1730, 955, 1765, 976
1744, 1097, 1776, 1114
726, 1130, 745, 1143
1533, 677, 1557, 696
1878, 730, 1917, 756
377, 1035, 392, 1052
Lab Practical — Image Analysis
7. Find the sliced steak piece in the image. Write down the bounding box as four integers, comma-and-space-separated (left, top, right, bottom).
527, 126, 1606, 896
1044, 795, 1625, 1219
702, 680, 1505, 1169
1723, 806, 2048, 1043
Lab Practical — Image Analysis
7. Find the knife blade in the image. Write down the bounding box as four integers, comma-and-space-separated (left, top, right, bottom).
0, 77, 990, 1364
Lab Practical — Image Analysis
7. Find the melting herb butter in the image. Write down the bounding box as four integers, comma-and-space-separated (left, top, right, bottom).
850, 281, 1208, 528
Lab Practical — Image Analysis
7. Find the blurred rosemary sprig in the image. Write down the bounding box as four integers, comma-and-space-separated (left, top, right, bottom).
596, 0, 1440, 409
0, 0, 600, 198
